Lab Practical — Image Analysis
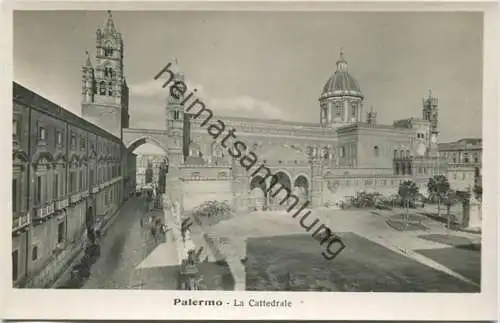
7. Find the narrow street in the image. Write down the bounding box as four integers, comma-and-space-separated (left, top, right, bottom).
79, 197, 180, 290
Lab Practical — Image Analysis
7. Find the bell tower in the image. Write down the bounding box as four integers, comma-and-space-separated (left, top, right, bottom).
163, 60, 186, 166
422, 89, 439, 155
82, 10, 130, 138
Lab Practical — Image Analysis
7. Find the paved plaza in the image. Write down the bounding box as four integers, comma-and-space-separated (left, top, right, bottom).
58, 199, 480, 292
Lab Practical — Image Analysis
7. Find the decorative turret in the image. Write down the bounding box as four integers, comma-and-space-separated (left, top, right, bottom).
81, 51, 94, 104
367, 105, 377, 125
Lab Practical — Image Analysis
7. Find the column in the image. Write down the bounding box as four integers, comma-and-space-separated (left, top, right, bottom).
327, 102, 332, 124
344, 100, 349, 123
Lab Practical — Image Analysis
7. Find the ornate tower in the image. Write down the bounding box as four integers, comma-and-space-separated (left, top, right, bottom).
164, 62, 185, 166
422, 89, 439, 155
82, 10, 130, 138
319, 49, 364, 128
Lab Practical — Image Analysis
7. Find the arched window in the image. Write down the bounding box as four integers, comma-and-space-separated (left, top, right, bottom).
373, 145, 379, 157
104, 42, 113, 57
99, 81, 106, 95
321, 106, 327, 120
351, 104, 357, 117
104, 67, 113, 78
340, 146, 345, 158
335, 103, 342, 117
107, 82, 113, 96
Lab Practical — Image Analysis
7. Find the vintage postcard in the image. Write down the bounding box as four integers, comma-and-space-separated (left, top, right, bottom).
2, 1, 498, 321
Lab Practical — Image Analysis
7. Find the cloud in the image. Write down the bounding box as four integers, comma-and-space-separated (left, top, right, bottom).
207, 95, 285, 120
129, 79, 205, 99
129, 79, 285, 121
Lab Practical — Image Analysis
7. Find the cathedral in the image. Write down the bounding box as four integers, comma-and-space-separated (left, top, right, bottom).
82, 11, 448, 212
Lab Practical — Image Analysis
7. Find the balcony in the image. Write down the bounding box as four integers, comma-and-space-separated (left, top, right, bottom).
47, 202, 55, 215
56, 197, 69, 210
12, 212, 31, 232
35, 205, 50, 220
70, 192, 82, 204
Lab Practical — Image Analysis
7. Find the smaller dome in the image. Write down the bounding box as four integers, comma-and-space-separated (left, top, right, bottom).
320, 51, 364, 100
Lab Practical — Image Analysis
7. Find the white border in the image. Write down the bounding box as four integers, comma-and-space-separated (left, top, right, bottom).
1, 1, 498, 320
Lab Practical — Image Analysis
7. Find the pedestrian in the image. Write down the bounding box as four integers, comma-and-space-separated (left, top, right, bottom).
140, 217, 144, 227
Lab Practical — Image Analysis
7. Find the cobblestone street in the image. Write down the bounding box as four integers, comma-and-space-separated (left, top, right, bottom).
79, 197, 180, 289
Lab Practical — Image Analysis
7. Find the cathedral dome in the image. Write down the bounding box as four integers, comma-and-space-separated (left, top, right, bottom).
320, 51, 364, 100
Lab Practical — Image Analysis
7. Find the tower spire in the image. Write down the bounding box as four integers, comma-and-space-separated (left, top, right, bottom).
84, 50, 92, 66
104, 10, 116, 33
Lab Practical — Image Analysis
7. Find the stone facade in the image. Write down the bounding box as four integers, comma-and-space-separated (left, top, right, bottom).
121, 48, 451, 212
81, 11, 469, 215
12, 82, 125, 288
81, 11, 130, 139
438, 138, 482, 191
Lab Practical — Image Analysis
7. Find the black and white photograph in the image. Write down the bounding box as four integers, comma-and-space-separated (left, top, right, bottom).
4, 4, 498, 321
11, 9, 486, 292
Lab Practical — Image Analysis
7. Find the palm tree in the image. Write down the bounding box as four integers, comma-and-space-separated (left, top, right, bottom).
427, 175, 450, 217
398, 180, 419, 226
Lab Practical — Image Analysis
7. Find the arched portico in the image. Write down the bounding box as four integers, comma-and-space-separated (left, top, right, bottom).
250, 175, 267, 211
293, 174, 309, 204
268, 170, 293, 210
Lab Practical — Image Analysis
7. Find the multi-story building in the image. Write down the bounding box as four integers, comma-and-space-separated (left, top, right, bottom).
12, 11, 133, 288
438, 138, 482, 190
12, 82, 127, 288
135, 154, 168, 188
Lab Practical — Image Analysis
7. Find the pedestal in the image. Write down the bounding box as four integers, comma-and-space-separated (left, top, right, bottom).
467, 198, 482, 229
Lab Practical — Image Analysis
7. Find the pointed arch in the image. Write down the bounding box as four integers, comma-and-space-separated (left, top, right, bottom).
53, 152, 67, 165
13, 149, 29, 163
69, 153, 80, 167
88, 149, 97, 160
126, 135, 169, 155
31, 149, 54, 165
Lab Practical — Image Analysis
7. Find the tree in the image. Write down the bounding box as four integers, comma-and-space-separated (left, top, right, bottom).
427, 175, 450, 217
192, 200, 232, 226
443, 189, 460, 230
398, 180, 419, 225
473, 167, 482, 201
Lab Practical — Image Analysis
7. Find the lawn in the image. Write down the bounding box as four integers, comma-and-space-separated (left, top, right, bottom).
416, 234, 481, 285
245, 233, 479, 292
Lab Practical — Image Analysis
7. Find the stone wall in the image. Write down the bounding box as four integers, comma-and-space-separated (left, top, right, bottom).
180, 166, 233, 212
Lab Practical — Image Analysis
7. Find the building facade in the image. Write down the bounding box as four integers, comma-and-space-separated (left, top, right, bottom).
135, 154, 168, 188
173, 53, 449, 211
12, 82, 126, 287
438, 138, 482, 190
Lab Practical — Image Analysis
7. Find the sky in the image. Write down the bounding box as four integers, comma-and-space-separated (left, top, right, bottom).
14, 11, 483, 154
